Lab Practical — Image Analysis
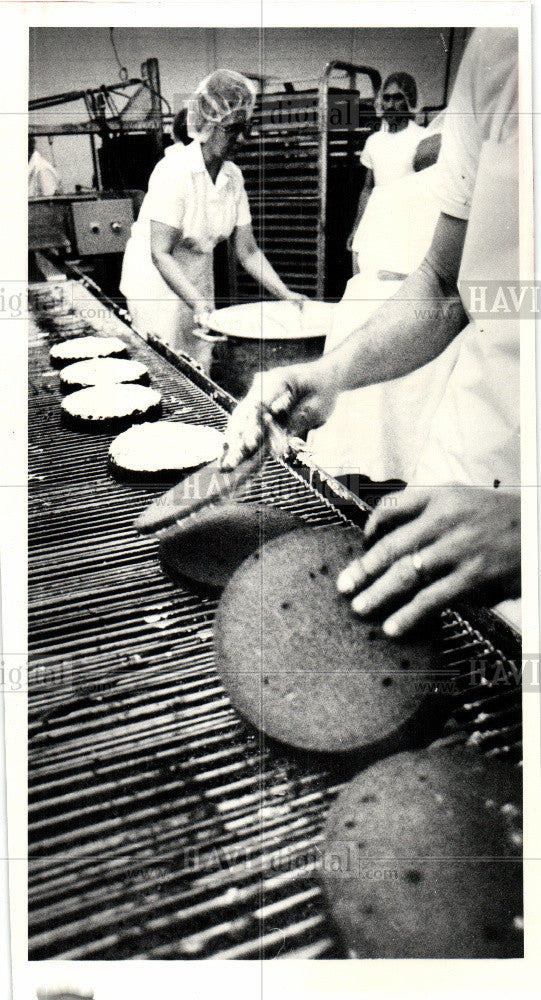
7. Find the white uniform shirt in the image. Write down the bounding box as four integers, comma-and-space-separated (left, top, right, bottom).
119, 139, 252, 355
360, 120, 426, 187
128, 139, 251, 253
120, 139, 251, 303
412, 27, 519, 489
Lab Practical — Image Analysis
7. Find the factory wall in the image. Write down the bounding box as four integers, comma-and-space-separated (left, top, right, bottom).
29, 26, 469, 193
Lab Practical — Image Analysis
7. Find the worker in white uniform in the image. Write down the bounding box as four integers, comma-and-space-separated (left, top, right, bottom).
308, 116, 452, 486
221, 28, 522, 636
347, 72, 426, 273
28, 136, 62, 196
120, 69, 304, 369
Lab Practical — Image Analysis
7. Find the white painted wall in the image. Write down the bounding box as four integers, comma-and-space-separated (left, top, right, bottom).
29, 27, 469, 192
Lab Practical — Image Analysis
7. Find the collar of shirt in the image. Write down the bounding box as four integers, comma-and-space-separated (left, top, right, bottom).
186, 139, 234, 193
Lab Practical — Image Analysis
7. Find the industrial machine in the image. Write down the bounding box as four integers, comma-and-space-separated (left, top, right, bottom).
28, 58, 171, 296
28, 261, 522, 960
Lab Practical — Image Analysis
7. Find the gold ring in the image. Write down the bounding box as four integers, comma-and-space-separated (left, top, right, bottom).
411, 550, 426, 579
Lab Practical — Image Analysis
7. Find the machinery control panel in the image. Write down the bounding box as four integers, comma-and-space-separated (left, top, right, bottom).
71, 198, 134, 255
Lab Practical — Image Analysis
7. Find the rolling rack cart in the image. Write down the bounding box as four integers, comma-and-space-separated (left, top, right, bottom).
228, 61, 381, 303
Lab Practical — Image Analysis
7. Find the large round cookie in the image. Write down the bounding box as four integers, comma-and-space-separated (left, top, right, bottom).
50, 335, 127, 368
321, 743, 523, 958
61, 384, 162, 431
108, 421, 224, 479
60, 357, 149, 393
160, 502, 302, 589
214, 526, 440, 751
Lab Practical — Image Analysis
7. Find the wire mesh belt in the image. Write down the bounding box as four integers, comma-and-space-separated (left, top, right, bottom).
28, 286, 522, 959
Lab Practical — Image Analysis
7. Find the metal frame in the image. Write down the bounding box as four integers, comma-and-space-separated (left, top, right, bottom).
29, 59, 168, 193
316, 60, 381, 299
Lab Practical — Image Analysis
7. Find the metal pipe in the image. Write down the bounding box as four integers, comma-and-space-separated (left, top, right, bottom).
29, 79, 142, 111
142, 57, 164, 159
316, 77, 329, 300
316, 60, 381, 300
443, 27, 456, 106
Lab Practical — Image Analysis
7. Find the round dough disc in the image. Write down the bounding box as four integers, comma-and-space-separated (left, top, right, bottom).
60, 357, 149, 393
160, 502, 303, 589
50, 335, 127, 367
62, 384, 162, 424
109, 421, 224, 475
214, 526, 440, 751
321, 743, 523, 958
208, 300, 335, 340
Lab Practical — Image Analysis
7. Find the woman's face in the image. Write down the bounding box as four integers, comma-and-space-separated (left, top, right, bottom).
212, 120, 250, 160
380, 87, 410, 124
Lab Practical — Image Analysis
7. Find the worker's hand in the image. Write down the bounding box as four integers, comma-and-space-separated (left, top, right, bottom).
337, 485, 521, 636
220, 360, 339, 471
193, 301, 214, 331
284, 290, 309, 309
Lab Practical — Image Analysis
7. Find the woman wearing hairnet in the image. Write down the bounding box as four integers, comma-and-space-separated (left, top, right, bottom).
120, 69, 304, 367
347, 72, 426, 271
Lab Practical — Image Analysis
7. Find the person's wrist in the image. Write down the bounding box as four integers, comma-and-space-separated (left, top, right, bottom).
319, 346, 352, 394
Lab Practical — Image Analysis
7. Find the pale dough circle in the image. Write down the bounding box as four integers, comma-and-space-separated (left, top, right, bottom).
109, 420, 224, 473
62, 384, 162, 422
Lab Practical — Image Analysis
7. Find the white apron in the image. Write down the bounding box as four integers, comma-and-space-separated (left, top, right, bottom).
122, 234, 215, 373
411, 135, 519, 488
410, 134, 520, 631
307, 275, 461, 481
308, 166, 458, 482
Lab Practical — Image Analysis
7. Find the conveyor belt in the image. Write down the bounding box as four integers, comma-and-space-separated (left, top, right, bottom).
28, 281, 522, 959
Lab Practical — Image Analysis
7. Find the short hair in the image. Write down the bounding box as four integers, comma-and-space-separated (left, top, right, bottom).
382, 72, 418, 110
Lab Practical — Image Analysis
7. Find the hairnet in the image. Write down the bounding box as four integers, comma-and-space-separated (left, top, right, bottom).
381, 72, 418, 111
186, 69, 257, 143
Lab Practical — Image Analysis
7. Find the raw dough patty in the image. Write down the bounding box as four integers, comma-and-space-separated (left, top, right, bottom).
109, 421, 224, 475
50, 335, 127, 367
321, 743, 523, 958
214, 526, 441, 751
61, 384, 162, 428
159, 502, 302, 589
60, 358, 149, 393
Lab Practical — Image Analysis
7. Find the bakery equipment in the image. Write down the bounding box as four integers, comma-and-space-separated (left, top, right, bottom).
228, 62, 381, 304
205, 300, 334, 398
28, 266, 522, 959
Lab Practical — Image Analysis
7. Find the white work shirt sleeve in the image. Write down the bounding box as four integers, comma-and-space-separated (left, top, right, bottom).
431, 31, 486, 220
146, 156, 187, 230
235, 177, 252, 227
360, 134, 374, 171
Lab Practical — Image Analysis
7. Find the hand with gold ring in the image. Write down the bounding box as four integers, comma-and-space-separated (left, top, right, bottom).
336, 484, 521, 637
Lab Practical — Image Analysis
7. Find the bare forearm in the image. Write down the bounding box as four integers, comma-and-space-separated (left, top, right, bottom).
240, 248, 291, 299
321, 259, 468, 392
151, 249, 201, 310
